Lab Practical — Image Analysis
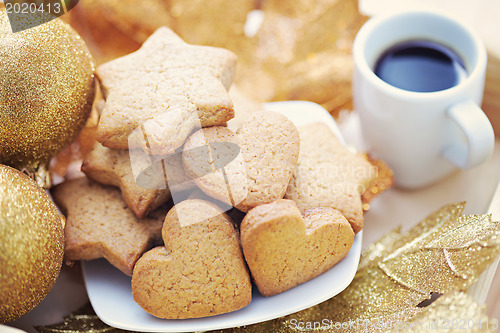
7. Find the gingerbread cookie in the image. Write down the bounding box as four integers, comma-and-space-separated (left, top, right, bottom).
81, 142, 194, 218
96, 27, 236, 155
132, 199, 251, 319
183, 111, 300, 212
240, 199, 354, 296
51, 177, 168, 276
285, 122, 376, 233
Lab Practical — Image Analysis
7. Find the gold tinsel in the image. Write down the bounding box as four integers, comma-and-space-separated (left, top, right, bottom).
0, 6, 95, 187
34, 202, 500, 332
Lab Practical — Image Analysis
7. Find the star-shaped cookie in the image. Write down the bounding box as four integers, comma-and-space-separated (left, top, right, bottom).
96, 27, 237, 155
51, 177, 170, 276
81, 142, 194, 218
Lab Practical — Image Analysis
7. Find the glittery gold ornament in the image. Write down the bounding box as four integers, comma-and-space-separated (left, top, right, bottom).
0, 164, 65, 324
0, 7, 95, 187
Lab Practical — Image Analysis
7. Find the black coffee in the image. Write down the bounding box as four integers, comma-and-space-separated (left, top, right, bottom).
374, 40, 467, 92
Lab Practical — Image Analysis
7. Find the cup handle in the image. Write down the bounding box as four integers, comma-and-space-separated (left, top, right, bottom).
442, 99, 494, 169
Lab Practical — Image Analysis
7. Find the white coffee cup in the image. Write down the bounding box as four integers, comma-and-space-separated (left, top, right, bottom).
353, 10, 494, 189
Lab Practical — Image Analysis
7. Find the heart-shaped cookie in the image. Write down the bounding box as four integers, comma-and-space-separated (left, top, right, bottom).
131, 199, 251, 319
182, 111, 300, 212
241, 199, 354, 297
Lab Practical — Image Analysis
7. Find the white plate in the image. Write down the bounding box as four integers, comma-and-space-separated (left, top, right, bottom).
82, 100, 362, 332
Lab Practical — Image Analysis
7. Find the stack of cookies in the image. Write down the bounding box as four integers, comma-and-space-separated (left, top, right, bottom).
52, 27, 389, 320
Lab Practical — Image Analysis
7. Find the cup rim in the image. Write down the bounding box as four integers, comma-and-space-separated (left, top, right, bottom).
353, 9, 487, 101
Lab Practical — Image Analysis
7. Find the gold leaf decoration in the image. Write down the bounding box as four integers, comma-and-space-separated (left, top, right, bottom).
357, 226, 401, 271
388, 292, 499, 333
379, 213, 500, 294
360, 202, 465, 271
384, 202, 466, 257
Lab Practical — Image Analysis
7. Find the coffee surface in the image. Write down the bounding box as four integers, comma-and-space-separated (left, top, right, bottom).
374, 40, 467, 92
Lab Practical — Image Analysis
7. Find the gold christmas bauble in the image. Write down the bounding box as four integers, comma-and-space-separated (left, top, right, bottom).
0, 164, 65, 323
0, 7, 95, 185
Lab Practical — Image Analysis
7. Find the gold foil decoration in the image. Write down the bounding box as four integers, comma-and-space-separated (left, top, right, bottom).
380, 213, 500, 294
87, 0, 173, 44
390, 292, 498, 333
168, 0, 254, 53
65, 0, 254, 65
63, 0, 141, 65
357, 227, 401, 271
236, 0, 367, 116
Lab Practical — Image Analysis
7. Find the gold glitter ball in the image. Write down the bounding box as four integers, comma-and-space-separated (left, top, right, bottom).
0, 164, 65, 323
0, 7, 95, 178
